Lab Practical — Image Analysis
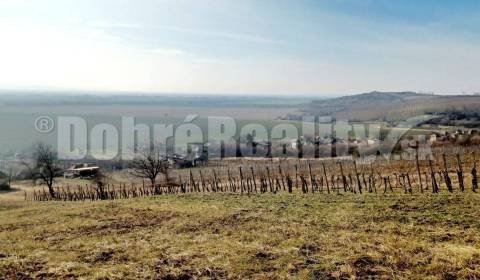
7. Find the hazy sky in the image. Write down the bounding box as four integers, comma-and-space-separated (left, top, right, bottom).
0, 0, 479, 95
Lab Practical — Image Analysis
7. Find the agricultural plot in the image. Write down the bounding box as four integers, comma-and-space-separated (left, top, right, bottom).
1, 193, 480, 279
26, 147, 480, 202
2, 147, 480, 279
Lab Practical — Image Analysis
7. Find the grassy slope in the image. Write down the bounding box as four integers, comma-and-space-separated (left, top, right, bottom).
1, 193, 480, 279
303, 92, 480, 121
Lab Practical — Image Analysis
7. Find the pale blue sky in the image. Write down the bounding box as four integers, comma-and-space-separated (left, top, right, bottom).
0, 0, 479, 95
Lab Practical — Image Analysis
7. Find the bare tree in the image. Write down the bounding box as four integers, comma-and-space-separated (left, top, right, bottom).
25, 142, 62, 198
130, 148, 170, 192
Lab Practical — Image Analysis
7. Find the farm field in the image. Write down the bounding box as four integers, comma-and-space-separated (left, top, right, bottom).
0, 107, 301, 156
1, 191, 480, 279
0, 104, 296, 121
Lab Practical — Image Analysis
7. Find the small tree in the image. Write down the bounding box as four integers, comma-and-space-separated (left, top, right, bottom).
25, 142, 62, 198
130, 148, 170, 193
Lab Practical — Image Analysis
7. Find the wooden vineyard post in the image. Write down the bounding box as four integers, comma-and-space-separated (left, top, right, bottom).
249, 176, 256, 194
456, 153, 465, 192
213, 169, 221, 192
362, 173, 368, 193
370, 163, 377, 194
239, 166, 244, 194
348, 174, 355, 194
472, 153, 478, 192
322, 162, 330, 194
278, 165, 286, 191
250, 167, 258, 193
423, 172, 429, 192
211, 170, 217, 192
300, 175, 308, 194
429, 156, 439, 194
199, 170, 206, 192
334, 175, 340, 194
406, 173, 413, 194
387, 176, 393, 193
307, 162, 316, 194
337, 162, 348, 193
399, 174, 407, 194
442, 153, 453, 192
227, 169, 235, 192
383, 176, 388, 194
266, 166, 274, 193
286, 175, 293, 193
295, 164, 299, 189
353, 160, 362, 194
189, 170, 197, 192
415, 150, 423, 193
394, 173, 401, 190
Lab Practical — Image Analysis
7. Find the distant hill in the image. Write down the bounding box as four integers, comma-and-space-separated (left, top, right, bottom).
0, 92, 311, 108
293, 91, 480, 122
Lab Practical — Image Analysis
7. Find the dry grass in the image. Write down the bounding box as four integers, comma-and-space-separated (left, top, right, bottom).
1, 192, 480, 279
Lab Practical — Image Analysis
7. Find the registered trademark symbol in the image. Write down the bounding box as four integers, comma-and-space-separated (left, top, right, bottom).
35, 116, 55, 133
